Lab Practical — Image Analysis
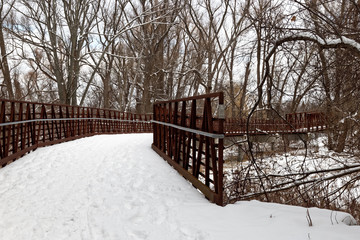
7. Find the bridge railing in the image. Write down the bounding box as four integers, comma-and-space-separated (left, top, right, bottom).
225, 112, 326, 136
0, 99, 152, 167
152, 92, 225, 205
285, 112, 326, 132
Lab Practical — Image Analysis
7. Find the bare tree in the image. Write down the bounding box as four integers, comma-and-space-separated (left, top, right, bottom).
221, 0, 251, 118
247, 0, 286, 110
0, 0, 15, 99
86, 0, 129, 109
224, 0, 360, 221
295, 0, 360, 152
121, 0, 180, 113
10, 0, 100, 105
181, 0, 232, 94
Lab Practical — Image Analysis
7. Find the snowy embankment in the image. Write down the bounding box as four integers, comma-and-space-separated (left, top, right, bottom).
0, 134, 359, 240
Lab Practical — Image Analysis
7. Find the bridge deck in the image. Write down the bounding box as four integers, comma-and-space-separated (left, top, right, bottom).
0, 134, 207, 239
0, 134, 358, 240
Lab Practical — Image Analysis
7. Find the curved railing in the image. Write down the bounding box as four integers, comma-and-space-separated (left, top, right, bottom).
0, 99, 152, 167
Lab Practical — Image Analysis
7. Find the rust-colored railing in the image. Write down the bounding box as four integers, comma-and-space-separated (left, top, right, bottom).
0, 99, 152, 167
225, 112, 326, 136
285, 112, 326, 132
152, 92, 225, 206
1, 95, 328, 207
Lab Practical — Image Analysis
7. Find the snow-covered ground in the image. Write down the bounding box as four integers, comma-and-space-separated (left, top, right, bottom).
223, 135, 360, 206
0, 134, 359, 240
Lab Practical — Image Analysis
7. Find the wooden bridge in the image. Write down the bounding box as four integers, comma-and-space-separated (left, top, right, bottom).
0, 93, 326, 206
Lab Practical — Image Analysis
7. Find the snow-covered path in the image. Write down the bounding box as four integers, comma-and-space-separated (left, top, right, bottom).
0, 134, 359, 240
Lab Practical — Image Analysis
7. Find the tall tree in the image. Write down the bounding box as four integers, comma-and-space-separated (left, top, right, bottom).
0, 0, 15, 99
10, 0, 100, 105
123, 0, 180, 113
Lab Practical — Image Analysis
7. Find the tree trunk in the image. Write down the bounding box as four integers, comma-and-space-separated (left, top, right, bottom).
239, 62, 251, 117
0, 25, 14, 99
335, 118, 350, 153
103, 55, 114, 109
142, 57, 153, 114
256, 27, 263, 109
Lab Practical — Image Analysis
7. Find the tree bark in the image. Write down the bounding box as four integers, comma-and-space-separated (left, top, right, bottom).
0, 25, 14, 99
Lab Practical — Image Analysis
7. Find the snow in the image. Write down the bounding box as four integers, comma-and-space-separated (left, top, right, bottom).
0, 133, 359, 240
224, 135, 360, 208
282, 32, 360, 52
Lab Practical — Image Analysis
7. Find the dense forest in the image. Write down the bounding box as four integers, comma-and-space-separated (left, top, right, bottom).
0, 0, 359, 152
